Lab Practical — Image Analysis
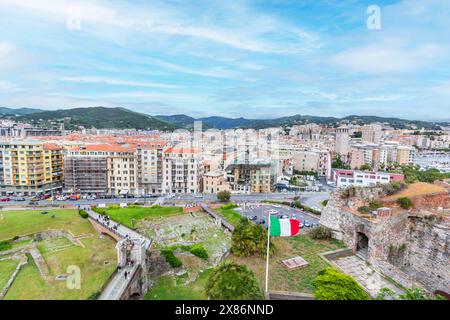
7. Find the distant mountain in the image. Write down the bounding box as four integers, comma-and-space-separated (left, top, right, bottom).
18, 107, 176, 131
0, 107, 44, 116
158, 114, 445, 130
3, 106, 447, 131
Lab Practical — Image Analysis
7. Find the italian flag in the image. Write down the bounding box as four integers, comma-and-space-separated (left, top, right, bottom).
269, 216, 300, 237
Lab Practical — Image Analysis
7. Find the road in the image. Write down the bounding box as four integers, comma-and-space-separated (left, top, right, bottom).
0, 191, 330, 208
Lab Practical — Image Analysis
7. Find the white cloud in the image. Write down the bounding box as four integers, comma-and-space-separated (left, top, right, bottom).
331, 43, 442, 73
60, 76, 182, 89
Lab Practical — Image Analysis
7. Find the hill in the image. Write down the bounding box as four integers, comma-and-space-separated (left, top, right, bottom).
0, 107, 44, 116
158, 114, 445, 130
18, 107, 176, 131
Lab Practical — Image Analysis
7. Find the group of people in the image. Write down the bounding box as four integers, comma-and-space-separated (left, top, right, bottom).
96, 214, 121, 233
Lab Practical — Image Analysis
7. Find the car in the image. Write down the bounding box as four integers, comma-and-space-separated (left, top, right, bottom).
268, 210, 278, 215
299, 222, 305, 228
304, 221, 312, 228
292, 213, 297, 219
272, 204, 281, 208
14, 197, 26, 201
0, 197, 10, 202
30, 198, 39, 202
281, 215, 290, 219
46, 197, 54, 201
248, 215, 258, 221
194, 194, 203, 198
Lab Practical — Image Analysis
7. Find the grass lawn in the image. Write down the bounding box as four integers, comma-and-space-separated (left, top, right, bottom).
228, 231, 346, 294
0, 259, 19, 289
0, 209, 90, 240
145, 268, 213, 300
216, 207, 243, 226
0, 209, 117, 300
103, 206, 184, 228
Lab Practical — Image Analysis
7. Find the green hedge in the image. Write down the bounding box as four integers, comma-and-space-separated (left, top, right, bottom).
0, 240, 12, 252
220, 203, 238, 210
161, 249, 182, 268
92, 207, 106, 215
78, 209, 89, 219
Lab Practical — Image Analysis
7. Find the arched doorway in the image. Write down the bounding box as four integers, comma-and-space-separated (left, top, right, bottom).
356, 232, 369, 258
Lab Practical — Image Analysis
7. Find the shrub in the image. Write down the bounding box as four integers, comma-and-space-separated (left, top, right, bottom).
87, 291, 101, 300
220, 203, 238, 210
160, 249, 182, 268
151, 204, 162, 209
321, 199, 329, 207
189, 244, 209, 260
368, 200, 383, 210
108, 204, 120, 209
291, 201, 321, 215
217, 190, 231, 202
78, 209, 89, 219
313, 268, 370, 300
397, 197, 413, 209
358, 206, 370, 214
310, 226, 332, 240
206, 262, 263, 300
0, 240, 12, 252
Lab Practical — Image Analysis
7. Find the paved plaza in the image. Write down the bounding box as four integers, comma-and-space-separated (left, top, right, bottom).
334, 255, 404, 298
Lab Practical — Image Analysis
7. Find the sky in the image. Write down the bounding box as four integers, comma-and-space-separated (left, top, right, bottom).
0, 0, 449, 120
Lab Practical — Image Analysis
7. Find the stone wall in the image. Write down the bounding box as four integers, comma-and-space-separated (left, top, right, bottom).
320, 194, 450, 293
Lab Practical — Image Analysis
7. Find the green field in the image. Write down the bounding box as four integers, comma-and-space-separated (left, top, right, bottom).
0, 209, 116, 300
103, 206, 184, 228
216, 207, 243, 226
0, 259, 19, 289
0, 209, 90, 241
145, 269, 213, 300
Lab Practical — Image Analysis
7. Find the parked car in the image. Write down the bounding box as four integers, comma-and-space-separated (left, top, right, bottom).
281, 215, 290, 219
268, 210, 278, 215
14, 197, 26, 201
0, 197, 10, 202
304, 221, 312, 228
299, 222, 305, 228
30, 198, 40, 202
248, 215, 258, 221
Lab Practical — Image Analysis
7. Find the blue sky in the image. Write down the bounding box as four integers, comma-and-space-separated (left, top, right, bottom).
0, 0, 449, 120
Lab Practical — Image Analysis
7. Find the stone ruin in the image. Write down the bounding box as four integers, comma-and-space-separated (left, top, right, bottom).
320, 186, 450, 294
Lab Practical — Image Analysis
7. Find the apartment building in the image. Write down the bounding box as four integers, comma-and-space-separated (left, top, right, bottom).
136, 142, 166, 195
292, 150, 332, 178
0, 140, 63, 196
162, 147, 203, 194
64, 144, 137, 196
362, 124, 383, 144
332, 169, 404, 188
203, 170, 228, 194
226, 163, 273, 193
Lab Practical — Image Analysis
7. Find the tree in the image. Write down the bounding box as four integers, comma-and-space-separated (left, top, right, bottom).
359, 163, 372, 171
217, 190, 231, 202
332, 154, 350, 169
397, 197, 413, 209
313, 268, 370, 300
231, 219, 274, 257
205, 262, 263, 300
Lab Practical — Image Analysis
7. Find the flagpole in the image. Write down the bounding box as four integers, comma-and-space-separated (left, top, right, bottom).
264, 210, 271, 295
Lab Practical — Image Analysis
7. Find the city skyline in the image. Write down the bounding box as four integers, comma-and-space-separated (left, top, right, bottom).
0, 0, 450, 120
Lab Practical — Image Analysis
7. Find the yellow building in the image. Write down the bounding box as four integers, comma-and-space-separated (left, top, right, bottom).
0, 140, 63, 196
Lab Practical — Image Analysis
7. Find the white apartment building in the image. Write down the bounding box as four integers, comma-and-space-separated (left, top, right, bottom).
162, 147, 203, 194
332, 169, 405, 188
